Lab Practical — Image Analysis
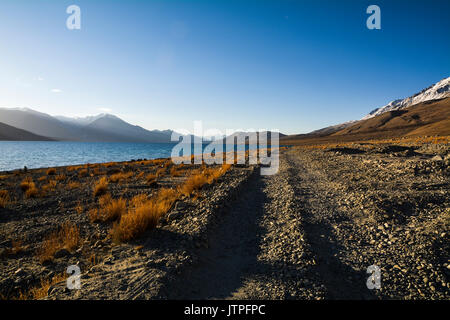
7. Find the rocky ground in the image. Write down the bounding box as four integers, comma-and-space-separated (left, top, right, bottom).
0, 141, 449, 300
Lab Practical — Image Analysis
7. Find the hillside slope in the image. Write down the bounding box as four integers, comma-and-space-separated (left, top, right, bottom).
281, 98, 450, 145
0, 122, 54, 141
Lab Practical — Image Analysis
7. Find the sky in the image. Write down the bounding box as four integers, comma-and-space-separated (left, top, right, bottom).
0, 0, 449, 135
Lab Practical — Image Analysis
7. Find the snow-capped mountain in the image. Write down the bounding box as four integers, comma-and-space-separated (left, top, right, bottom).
362, 77, 450, 120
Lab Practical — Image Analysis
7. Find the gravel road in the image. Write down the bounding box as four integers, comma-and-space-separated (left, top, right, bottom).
160, 145, 449, 299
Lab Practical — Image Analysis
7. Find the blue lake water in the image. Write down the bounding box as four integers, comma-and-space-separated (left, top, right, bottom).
0, 141, 283, 172
0, 141, 178, 172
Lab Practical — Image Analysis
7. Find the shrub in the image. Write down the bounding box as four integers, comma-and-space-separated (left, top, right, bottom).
170, 166, 182, 177
20, 177, 34, 191
111, 188, 177, 243
46, 168, 56, 175
54, 174, 66, 182
17, 272, 66, 300
25, 186, 39, 199
0, 190, 10, 208
37, 223, 80, 264
109, 172, 133, 183
67, 181, 81, 190
146, 173, 157, 184
78, 169, 88, 177
20, 178, 39, 198
41, 180, 57, 195
156, 168, 166, 178
179, 164, 231, 197
93, 177, 108, 197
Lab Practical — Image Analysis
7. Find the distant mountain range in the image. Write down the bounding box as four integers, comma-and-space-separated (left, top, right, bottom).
282, 77, 450, 144
1, 77, 448, 143
0, 108, 177, 143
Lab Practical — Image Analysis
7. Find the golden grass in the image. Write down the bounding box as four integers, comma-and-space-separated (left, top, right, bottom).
93, 168, 103, 176
179, 164, 231, 197
78, 169, 89, 177
38, 176, 47, 182
15, 272, 67, 300
20, 177, 33, 191
93, 177, 108, 197
46, 168, 56, 175
0, 190, 10, 208
54, 174, 66, 182
90, 194, 127, 223
170, 166, 182, 177
130, 194, 148, 208
37, 223, 80, 264
111, 164, 232, 243
111, 188, 178, 243
146, 173, 157, 184
109, 171, 133, 183
20, 177, 39, 198
67, 181, 81, 190
136, 171, 145, 179
0, 175, 8, 180
156, 167, 166, 178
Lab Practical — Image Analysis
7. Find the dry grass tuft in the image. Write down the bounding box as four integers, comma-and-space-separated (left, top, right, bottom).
170, 166, 182, 177
37, 223, 80, 264
0, 190, 10, 208
179, 164, 231, 197
78, 169, 89, 177
20, 177, 39, 198
93, 177, 108, 197
16, 272, 66, 300
90, 194, 126, 223
67, 181, 81, 190
111, 188, 178, 243
156, 168, 166, 178
46, 168, 56, 175
146, 173, 157, 184
109, 171, 133, 183
54, 174, 66, 182
20, 177, 34, 191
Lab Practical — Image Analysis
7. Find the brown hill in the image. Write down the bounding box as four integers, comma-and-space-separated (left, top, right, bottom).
281, 98, 450, 145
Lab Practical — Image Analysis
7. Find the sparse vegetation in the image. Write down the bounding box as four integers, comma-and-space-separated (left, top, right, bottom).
0, 190, 10, 208
37, 223, 80, 264
146, 173, 157, 184
67, 181, 81, 190
109, 171, 133, 183
89, 194, 126, 222
93, 177, 108, 197
111, 188, 178, 243
20, 177, 39, 198
78, 169, 89, 177
16, 272, 66, 300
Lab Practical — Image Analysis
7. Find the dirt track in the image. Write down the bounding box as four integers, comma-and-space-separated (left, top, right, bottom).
160, 145, 449, 299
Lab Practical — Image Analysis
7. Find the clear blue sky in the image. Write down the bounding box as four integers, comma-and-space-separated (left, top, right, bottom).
0, 0, 449, 134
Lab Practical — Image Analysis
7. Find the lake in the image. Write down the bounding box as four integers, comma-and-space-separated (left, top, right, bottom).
0, 141, 180, 172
